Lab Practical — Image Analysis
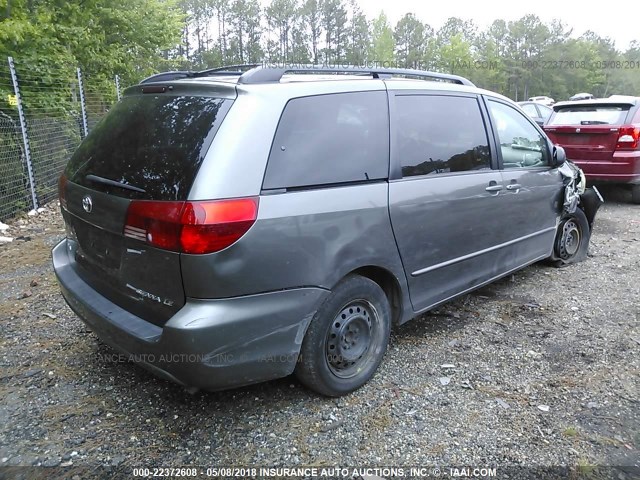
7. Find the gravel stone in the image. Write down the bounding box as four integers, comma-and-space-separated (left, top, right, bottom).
0, 193, 638, 471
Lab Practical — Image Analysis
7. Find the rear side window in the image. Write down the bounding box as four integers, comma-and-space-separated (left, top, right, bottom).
549, 106, 629, 126
66, 95, 231, 200
395, 95, 491, 177
263, 91, 389, 190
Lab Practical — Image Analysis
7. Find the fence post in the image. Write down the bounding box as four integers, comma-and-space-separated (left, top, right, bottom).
77, 68, 88, 138
8, 56, 38, 211
115, 74, 121, 101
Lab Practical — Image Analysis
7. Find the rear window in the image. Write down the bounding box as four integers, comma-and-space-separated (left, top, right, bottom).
262, 91, 389, 190
549, 106, 629, 126
66, 94, 231, 200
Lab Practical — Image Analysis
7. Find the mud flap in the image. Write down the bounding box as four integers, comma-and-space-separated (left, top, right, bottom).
580, 187, 604, 230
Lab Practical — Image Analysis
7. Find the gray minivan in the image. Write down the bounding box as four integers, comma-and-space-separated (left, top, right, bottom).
53, 65, 601, 397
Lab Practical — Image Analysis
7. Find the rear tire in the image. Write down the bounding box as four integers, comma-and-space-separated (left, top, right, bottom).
631, 185, 640, 205
550, 208, 591, 267
295, 275, 391, 397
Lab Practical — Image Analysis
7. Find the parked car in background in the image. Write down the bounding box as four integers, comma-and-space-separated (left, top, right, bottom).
518, 101, 553, 126
528, 95, 555, 107
544, 96, 640, 203
569, 93, 594, 101
53, 65, 601, 397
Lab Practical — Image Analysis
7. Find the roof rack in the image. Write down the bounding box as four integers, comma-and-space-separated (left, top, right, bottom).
140, 64, 476, 87
140, 70, 193, 84
197, 64, 261, 76
140, 65, 261, 84
237, 65, 475, 87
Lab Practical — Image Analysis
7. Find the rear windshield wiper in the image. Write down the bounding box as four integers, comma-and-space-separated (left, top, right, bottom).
85, 174, 146, 193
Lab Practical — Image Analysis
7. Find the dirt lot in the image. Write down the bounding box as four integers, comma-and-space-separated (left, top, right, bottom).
0, 188, 638, 479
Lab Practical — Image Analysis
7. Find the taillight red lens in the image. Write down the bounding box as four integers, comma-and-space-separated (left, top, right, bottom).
180, 198, 259, 254
616, 125, 640, 150
58, 174, 68, 209
124, 197, 259, 254
124, 200, 184, 250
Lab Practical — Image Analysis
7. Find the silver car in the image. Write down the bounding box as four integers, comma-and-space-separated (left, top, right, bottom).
53, 65, 602, 397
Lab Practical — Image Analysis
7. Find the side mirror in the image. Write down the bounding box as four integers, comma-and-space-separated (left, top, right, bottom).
553, 145, 567, 167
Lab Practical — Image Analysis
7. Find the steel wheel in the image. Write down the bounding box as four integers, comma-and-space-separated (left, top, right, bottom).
325, 300, 378, 379
550, 208, 591, 267
558, 218, 581, 260
295, 275, 391, 397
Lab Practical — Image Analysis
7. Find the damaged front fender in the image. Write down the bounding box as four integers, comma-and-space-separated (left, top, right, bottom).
559, 161, 604, 228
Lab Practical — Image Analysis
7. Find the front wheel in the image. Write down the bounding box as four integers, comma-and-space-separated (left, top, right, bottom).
295, 275, 391, 397
550, 207, 591, 267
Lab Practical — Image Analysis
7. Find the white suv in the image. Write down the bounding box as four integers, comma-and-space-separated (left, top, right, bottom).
528, 95, 555, 107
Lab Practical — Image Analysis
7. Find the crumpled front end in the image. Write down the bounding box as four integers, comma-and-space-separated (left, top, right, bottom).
559, 161, 604, 228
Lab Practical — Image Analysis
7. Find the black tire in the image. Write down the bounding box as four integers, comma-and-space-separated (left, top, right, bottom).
550, 207, 591, 267
295, 275, 391, 397
631, 185, 640, 205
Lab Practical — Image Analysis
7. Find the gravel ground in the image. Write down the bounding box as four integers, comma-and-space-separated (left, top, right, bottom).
0, 188, 638, 479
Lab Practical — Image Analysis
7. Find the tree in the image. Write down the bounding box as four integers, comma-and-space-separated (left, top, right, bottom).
265, 0, 298, 62
320, 0, 348, 63
302, 0, 322, 64
0, 0, 184, 92
369, 11, 394, 65
227, 0, 262, 63
437, 17, 477, 46
394, 13, 425, 68
438, 34, 473, 75
345, 0, 369, 65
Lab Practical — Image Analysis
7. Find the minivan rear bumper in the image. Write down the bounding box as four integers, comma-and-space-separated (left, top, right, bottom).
52, 240, 329, 391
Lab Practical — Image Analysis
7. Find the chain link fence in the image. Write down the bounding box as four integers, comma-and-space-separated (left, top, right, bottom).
0, 111, 30, 220
0, 57, 123, 221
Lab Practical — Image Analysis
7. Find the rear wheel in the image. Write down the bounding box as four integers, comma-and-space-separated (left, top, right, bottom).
295, 275, 391, 397
631, 185, 640, 205
550, 208, 590, 267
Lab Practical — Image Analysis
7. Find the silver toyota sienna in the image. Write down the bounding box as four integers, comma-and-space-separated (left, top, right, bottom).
52, 65, 602, 397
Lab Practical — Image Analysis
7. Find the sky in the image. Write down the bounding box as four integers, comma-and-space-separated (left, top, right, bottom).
357, 0, 638, 51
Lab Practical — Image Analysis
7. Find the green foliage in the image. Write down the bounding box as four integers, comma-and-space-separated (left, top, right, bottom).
0, 112, 29, 220
0, 0, 185, 86
1, 0, 639, 104
394, 13, 425, 68
369, 12, 394, 64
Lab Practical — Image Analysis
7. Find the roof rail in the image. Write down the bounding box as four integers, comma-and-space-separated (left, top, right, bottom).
140, 70, 194, 84
237, 65, 476, 87
196, 64, 261, 76
140, 64, 262, 84
140, 64, 476, 87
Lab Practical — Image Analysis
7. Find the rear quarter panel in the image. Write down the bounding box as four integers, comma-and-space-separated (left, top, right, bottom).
180, 184, 409, 308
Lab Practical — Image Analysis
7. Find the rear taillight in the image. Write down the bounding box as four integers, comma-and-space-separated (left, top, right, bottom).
124, 197, 259, 254
616, 125, 640, 150
58, 174, 68, 209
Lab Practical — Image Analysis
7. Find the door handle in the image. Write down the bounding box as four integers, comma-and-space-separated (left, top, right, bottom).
485, 185, 503, 193
506, 183, 522, 191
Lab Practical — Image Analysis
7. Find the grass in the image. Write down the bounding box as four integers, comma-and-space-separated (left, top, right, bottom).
563, 426, 579, 437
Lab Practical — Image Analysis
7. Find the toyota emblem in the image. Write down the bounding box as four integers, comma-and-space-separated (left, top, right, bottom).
82, 195, 93, 213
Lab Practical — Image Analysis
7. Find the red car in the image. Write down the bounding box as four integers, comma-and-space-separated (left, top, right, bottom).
544, 96, 640, 203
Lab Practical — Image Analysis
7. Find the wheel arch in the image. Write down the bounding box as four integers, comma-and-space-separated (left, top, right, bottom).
343, 265, 407, 326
